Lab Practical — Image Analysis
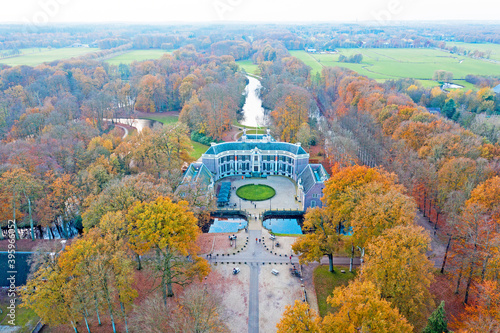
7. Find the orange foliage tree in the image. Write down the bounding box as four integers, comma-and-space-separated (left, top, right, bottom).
127, 196, 210, 305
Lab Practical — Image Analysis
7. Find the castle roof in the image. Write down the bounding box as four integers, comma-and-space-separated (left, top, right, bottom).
298, 164, 329, 194
203, 141, 307, 156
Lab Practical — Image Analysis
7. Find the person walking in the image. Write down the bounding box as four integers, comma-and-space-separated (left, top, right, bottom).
256, 238, 258, 243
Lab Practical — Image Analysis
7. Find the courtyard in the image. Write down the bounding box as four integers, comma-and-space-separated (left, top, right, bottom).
218, 176, 303, 212
203, 175, 312, 332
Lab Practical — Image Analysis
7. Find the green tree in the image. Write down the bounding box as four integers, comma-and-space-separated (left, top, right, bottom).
423, 301, 449, 333
442, 99, 456, 119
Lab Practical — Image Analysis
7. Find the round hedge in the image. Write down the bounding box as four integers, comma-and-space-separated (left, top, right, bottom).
236, 184, 276, 201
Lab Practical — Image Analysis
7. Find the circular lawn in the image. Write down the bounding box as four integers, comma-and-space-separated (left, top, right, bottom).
236, 184, 276, 201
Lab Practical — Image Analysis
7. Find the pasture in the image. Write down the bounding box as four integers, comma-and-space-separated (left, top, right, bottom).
236, 59, 260, 75
445, 42, 500, 62
291, 48, 500, 88
0, 47, 99, 67
104, 50, 171, 65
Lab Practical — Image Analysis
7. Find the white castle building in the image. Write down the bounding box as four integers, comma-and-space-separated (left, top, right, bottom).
179, 129, 329, 210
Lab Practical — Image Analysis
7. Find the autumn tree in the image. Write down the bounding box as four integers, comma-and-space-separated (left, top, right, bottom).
276, 300, 322, 333
82, 173, 170, 230
201, 83, 237, 141
119, 123, 192, 181
455, 280, 500, 333
320, 165, 405, 261
322, 164, 397, 224
135, 74, 167, 113
38, 172, 79, 239
127, 196, 210, 304
447, 177, 500, 298
271, 94, 310, 142
362, 225, 435, 328
451, 202, 498, 304
467, 176, 500, 224
437, 157, 478, 208
322, 279, 413, 333
0, 168, 43, 240
58, 227, 138, 333
21, 247, 85, 332
81, 90, 112, 132
292, 207, 345, 272
295, 123, 315, 149
349, 183, 416, 251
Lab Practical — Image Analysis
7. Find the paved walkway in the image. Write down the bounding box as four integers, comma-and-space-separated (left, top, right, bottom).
211, 216, 360, 333
114, 124, 129, 139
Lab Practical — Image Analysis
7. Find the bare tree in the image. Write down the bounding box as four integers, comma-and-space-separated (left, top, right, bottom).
129, 284, 229, 333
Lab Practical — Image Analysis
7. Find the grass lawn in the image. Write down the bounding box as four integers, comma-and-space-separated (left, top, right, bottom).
313, 265, 357, 317
190, 140, 208, 160
105, 50, 172, 65
14, 307, 39, 328
236, 184, 276, 201
0, 47, 99, 67
270, 232, 301, 237
236, 59, 260, 75
232, 119, 262, 130
142, 114, 179, 125
0, 303, 7, 323
291, 49, 500, 89
236, 129, 267, 138
0, 302, 39, 330
417, 79, 442, 88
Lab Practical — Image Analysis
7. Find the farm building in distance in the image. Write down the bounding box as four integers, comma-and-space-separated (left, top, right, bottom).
178, 129, 329, 210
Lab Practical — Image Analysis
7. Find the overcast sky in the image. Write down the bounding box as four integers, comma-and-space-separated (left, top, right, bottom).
2, 0, 499, 25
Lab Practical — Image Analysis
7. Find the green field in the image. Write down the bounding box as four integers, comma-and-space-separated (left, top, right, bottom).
190, 140, 209, 160
236, 59, 260, 75
291, 48, 500, 88
0, 47, 99, 67
445, 42, 500, 62
236, 184, 276, 201
105, 50, 171, 65
313, 265, 357, 317
142, 114, 179, 125
288, 51, 324, 77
